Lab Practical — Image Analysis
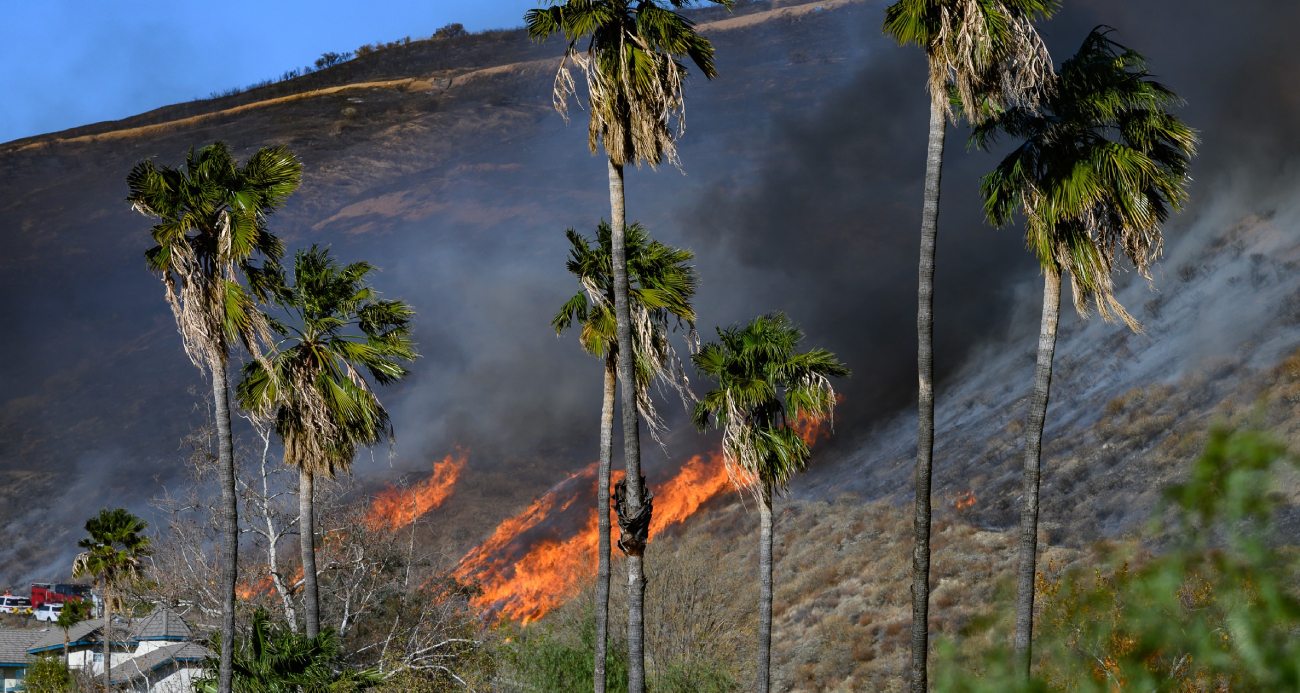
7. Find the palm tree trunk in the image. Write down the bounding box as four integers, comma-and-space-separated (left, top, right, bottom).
594, 359, 616, 693
909, 96, 946, 693
757, 483, 775, 693
1014, 268, 1062, 676
63, 629, 69, 669
608, 157, 648, 693
300, 468, 320, 639
213, 359, 238, 693
102, 588, 112, 691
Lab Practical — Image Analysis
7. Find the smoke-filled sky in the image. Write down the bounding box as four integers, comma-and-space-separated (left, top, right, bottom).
0, 0, 1297, 584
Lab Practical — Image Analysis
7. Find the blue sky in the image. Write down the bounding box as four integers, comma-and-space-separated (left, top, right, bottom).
0, 0, 540, 144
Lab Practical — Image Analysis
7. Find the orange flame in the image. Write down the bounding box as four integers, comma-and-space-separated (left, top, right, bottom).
236, 574, 273, 600
366, 452, 467, 530
454, 453, 732, 624
954, 490, 977, 511
453, 397, 844, 624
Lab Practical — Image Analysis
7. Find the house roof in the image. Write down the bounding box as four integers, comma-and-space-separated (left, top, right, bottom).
0, 631, 43, 666
108, 642, 212, 684
27, 618, 130, 654
128, 609, 193, 642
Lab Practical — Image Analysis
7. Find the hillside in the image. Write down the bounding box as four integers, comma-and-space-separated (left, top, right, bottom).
1, 10, 1298, 690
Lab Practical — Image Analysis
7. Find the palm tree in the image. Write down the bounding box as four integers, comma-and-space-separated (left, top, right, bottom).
691, 313, 849, 693
525, 3, 729, 689
972, 28, 1197, 674
54, 597, 94, 668
128, 142, 302, 693
72, 508, 152, 691
882, 2, 1057, 688
196, 608, 381, 693
553, 222, 697, 691
238, 245, 417, 638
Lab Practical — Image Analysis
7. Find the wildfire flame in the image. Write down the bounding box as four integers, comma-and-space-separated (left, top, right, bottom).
366, 452, 467, 530
453, 451, 733, 624
954, 490, 977, 511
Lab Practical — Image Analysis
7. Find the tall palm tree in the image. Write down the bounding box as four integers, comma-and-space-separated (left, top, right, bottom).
72, 508, 153, 691
525, 3, 729, 689
128, 142, 302, 693
238, 245, 417, 638
972, 28, 1197, 674
54, 597, 93, 669
553, 222, 697, 692
691, 313, 849, 693
882, 3, 1057, 688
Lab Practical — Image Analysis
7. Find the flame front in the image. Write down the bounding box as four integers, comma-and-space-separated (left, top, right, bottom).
454, 452, 732, 624
366, 452, 467, 530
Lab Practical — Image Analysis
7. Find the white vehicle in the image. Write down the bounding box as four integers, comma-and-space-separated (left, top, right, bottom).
33, 602, 63, 623
0, 595, 31, 614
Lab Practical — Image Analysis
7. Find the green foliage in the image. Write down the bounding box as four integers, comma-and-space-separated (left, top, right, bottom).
882, 0, 1058, 117
197, 608, 381, 693
54, 597, 93, 631
23, 656, 74, 693
973, 28, 1198, 328
501, 605, 736, 693
237, 244, 417, 476
501, 612, 630, 693
72, 508, 152, 598
128, 142, 301, 368
692, 312, 849, 493
523, 0, 732, 167
934, 428, 1300, 692
552, 222, 697, 429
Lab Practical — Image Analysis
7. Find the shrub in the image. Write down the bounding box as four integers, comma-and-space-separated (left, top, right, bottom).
315, 51, 352, 69
934, 428, 1300, 692
499, 607, 630, 693
433, 23, 468, 40
23, 656, 73, 693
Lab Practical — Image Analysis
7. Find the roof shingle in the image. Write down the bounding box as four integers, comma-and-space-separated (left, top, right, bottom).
108, 642, 212, 684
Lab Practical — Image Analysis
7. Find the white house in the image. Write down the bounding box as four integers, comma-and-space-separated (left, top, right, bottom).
107, 610, 211, 693
25, 617, 133, 674
0, 608, 212, 693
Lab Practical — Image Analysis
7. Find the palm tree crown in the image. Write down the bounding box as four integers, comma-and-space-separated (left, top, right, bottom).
553, 222, 698, 432
525, 0, 732, 168
238, 245, 418, 474
73, 508, 152, 597
128, 142, 302, 371
973, 27, 1199, 329
691, 312, 849, 493
884, 0, 1059, 116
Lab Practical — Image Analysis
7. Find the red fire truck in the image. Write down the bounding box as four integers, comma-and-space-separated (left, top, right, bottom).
29, 583, 93, 609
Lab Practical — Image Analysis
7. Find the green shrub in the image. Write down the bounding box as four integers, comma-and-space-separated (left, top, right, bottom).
23, 655, 73, 693
501, 607, 629, 693
934, 428, 1300, 692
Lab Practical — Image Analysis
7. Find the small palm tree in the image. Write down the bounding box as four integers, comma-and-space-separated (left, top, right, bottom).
128, 142, 301, 693
882, 2, 1057, 688
238, 245, 417, 638
54, 597, 94, 668
72, 508, 152, 691
553, 222, 697, 687
691, 313, 849, 693
196, 608, 381, 693
525, 5, 728, 688
972, 27, 1197, 674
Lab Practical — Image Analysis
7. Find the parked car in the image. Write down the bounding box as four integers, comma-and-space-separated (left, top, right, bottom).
33, 602, 63, 623
0, 595, 32, 614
